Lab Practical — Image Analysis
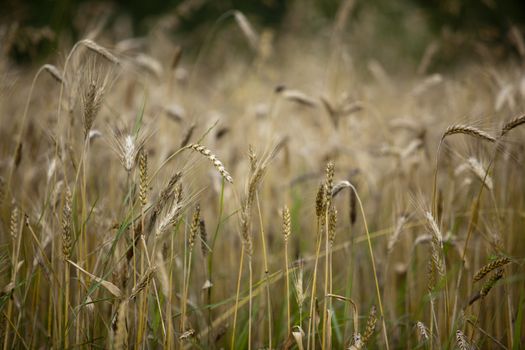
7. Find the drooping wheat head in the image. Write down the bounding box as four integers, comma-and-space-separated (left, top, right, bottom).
501, 115, 525, 136
187, 144, 233, 184
442, 124, 496, 143
479, 269, 504, 298
43, 64, 64, 84
129, 266, 156, 300
473, 257, 510, 282
81, 39, 120, 65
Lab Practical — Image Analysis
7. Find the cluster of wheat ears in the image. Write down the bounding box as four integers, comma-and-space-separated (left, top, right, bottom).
1, 11, 525, 350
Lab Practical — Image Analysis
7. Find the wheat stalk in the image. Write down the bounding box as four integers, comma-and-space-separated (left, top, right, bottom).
181, 205, 200, 336
321, 161, 335, 350
282, 206, 292, 333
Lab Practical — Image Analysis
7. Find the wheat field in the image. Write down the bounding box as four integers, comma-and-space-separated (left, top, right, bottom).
1, 2, 525, 349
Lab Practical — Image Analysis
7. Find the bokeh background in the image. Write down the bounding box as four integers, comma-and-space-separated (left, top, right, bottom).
2, 0, 525, 67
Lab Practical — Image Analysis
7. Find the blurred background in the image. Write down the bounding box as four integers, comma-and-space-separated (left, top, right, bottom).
2, 0, 525, 68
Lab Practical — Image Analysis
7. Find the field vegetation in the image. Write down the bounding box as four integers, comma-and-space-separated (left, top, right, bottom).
1, 1, 524, 349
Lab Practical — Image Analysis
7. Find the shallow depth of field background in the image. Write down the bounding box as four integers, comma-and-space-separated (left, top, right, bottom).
1, 1, 525, 349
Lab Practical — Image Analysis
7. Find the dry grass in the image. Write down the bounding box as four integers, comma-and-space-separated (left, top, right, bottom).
1, 5, 525, 350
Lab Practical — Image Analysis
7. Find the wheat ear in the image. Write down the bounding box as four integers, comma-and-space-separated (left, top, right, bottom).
187, 144, 233, 183
473, 257, 510, 282
501, 115, 525, 136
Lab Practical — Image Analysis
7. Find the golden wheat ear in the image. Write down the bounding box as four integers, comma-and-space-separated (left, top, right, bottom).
442, 124, 496, 143
81, 39, 120, 65
501, 115, 525, 136
43, 64, 65, 84
473, 257, 511, 282
187, 144, 233, 184
455, 330, 474, 350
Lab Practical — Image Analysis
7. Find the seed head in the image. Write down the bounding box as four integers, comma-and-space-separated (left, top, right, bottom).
62, 189, 72, 260
473, 257, 510, 282
187, 144, 233, 184
282, 206, 291, 241
188, 205, 200, 249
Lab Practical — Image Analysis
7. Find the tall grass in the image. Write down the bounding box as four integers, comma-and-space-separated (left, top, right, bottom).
1, 7, 525, 350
